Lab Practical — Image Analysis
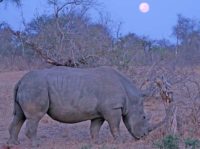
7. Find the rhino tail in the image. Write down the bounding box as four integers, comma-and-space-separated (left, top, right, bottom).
13, 80, 23, 116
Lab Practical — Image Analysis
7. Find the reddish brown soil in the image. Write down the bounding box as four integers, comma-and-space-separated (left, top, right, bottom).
0, 71, 165, 149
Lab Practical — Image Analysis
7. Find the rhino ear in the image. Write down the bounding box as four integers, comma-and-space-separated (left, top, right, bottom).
139, 91, 148, 105
140, 91, 149, 98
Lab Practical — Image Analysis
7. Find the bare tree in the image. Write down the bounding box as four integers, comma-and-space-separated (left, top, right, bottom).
172, 14, 200, 65
0, 0, 21, 6
6, 0, 108, 67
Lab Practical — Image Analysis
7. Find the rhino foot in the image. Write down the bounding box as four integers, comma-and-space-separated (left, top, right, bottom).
31, 140, 40, 148
112, 136, 124, 144
7, 138, 20, 145
26, 138, 39, 148
91, 138, 104, 145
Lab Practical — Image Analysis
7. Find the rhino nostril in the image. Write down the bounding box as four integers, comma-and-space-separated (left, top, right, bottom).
144, 132, 148, 136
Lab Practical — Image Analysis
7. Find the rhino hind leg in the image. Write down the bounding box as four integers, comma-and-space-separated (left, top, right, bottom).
25, 119, 40, 147
7, 102, 26, 145
23, 107, 48, 147
90, 118, 104, 142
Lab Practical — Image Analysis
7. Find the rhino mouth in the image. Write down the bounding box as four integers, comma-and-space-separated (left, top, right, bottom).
130, 122, 163, 140
133, 134, 148, 140
128, 128, 144, 140
134, 135, 141, 140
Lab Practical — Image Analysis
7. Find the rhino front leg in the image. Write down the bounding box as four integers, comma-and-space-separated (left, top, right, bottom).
103, 109, 122, 142
7, 102, 25, 145
90, 118, 104, 142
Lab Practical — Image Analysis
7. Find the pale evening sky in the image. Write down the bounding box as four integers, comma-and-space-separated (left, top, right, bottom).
0, 0, 200, 41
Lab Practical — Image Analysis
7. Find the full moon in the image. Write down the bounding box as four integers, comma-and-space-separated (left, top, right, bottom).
139, 2, 150, 13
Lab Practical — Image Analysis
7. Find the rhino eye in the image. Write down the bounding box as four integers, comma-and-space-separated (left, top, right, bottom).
143, 116, 146, 119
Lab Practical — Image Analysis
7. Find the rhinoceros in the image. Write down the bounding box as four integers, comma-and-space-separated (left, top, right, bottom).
7, 66, 163, 146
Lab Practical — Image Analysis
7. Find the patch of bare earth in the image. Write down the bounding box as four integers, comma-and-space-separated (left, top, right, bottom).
0, 70, 165, 149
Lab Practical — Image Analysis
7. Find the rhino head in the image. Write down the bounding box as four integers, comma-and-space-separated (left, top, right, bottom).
122, 96, 165, 139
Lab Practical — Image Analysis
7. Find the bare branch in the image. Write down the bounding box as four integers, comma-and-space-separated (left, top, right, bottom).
155, 76, 173, 104
0, 0, 21, 6
7, 28, 78, 67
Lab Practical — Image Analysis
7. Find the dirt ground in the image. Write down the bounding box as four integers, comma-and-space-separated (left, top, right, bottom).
0, 70, 166, 149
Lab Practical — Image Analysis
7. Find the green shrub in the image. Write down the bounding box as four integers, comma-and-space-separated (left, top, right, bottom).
81, 144, 92, 149
153, 134, 179, 149
185, 138, 200, 149
98, 145, 118, 149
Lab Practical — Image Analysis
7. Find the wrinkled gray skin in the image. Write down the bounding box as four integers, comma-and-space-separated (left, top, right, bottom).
7, 66, 154, 146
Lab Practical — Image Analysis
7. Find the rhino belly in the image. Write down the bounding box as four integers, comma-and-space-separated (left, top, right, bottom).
47, 106, 100, 123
